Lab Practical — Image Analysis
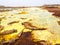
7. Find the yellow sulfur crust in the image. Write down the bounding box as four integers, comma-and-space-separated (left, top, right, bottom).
0, 8, 60, 45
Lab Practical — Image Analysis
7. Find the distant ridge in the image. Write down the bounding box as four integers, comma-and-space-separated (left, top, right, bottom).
41, 4, 60, 8
0, 4, 60, 8
0, 5, 5, 7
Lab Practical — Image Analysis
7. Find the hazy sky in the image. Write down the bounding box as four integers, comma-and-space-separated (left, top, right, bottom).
0, 0, 60, 6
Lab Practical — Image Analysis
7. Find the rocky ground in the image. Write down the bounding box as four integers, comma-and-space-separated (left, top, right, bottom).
0, 5, 60, 45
